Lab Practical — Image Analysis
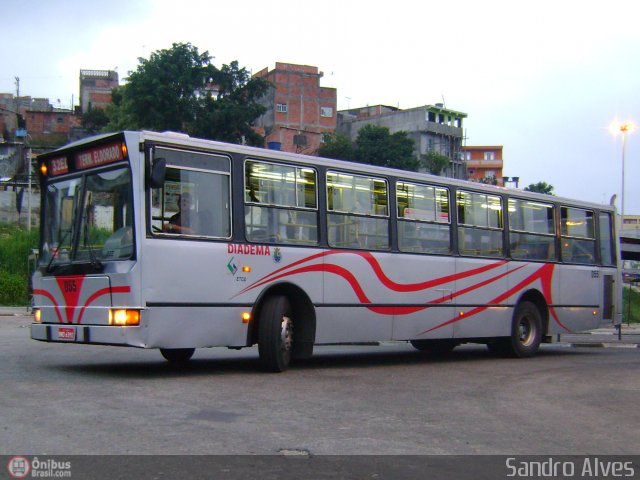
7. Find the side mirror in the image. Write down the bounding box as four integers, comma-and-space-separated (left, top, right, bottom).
148, 158, 166, 189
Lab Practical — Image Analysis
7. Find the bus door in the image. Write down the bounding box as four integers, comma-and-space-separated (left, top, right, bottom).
556, 207, 601, 332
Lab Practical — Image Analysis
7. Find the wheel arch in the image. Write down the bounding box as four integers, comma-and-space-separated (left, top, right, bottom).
247, 282, 316, 358
516, 288, 550, 336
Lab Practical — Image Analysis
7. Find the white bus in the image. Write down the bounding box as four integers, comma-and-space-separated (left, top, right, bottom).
31, 131, 622, 371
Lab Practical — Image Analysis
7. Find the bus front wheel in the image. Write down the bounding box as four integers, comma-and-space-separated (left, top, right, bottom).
488, 301, 542, 358
160, 348, 195, 363
258, 295, 294, 372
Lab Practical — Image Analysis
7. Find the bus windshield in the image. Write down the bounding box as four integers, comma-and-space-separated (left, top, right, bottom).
40, 166, 134, 269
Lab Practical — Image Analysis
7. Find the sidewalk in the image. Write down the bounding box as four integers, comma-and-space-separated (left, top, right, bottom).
0, 306, 32, 316
555, 323, 640, 348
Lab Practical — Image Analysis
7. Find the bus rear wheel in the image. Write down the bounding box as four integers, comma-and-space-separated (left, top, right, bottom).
258, 295, 294, 372
488, 301, 542, 358
160, 348, 195, 363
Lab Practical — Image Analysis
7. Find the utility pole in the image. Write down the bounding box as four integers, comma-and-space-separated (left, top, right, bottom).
15, 76, 20, 97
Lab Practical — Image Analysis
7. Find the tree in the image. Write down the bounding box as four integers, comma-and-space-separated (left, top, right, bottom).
354, 125, 419, 171
81, 107, 109, 134
524, 181, 555, 195
422, 150, 450, 176
317, 133, 355, 160
105, 43, 269, 146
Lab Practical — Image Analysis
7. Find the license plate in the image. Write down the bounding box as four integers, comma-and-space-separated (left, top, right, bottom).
57, 327, 76, 341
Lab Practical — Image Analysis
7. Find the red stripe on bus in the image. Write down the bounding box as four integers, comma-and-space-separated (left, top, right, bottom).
32, 289, 64, 323
236, 250, 507, 297
76, 286, 131, 324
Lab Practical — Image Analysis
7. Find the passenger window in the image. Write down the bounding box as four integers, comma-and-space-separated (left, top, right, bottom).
397, 182, 451, 254
150, 148, 231, 238
327, 171, 389, 250
560, 207, 595, 264
508, 198, 556, 261
599, 212, 615, 266
457, 191, 503, 257
244, 160, 318, 245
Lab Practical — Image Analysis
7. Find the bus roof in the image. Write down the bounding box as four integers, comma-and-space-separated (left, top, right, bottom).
43, 130, 618, 213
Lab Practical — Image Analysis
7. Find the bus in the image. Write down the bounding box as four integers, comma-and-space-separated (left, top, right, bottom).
31, 131, 622, 371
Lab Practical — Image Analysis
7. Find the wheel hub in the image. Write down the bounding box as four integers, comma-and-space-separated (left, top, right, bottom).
281, 315, 293, 355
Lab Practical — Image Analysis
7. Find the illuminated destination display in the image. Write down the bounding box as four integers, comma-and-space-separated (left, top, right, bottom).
75, 143, 125, 170
49, 157, 69, 176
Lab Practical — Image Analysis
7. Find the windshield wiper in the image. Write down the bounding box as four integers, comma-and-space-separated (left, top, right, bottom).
46, 229, 71, 273
83, 220, 103, 272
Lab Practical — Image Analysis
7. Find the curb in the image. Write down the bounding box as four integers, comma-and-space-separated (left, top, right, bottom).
568, 342, 640, 349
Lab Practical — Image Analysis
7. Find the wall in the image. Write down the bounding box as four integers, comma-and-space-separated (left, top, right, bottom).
254, 63, 337, 154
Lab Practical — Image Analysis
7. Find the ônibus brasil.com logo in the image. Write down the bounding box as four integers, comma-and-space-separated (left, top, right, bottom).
7, 457, 30, 478
7, 456, 72, 478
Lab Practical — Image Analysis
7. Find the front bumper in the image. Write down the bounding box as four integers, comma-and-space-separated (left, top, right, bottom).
31, 323, 147, 347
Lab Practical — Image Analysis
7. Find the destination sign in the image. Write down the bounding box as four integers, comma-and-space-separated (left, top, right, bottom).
49, 156, 69, 176
75, 143, 125, 170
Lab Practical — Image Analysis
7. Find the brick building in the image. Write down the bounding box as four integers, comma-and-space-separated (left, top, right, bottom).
462, 145, 504, 185
1, 94, 80, 145
79, 70, 119, 113
25, 108, 80, 147
253, 63, 337, 154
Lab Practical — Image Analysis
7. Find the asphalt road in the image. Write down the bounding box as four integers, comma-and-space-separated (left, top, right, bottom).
1, 314, 640, 457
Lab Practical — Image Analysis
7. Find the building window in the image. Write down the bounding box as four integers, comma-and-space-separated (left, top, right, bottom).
484, 152, 495, 161
320, 107, 333, 118
276, 103, 288, 113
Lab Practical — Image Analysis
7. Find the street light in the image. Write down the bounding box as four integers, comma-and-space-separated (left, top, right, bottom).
610, 121, 636, 228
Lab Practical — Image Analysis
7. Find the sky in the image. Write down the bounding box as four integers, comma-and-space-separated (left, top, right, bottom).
2, 0, 640, 214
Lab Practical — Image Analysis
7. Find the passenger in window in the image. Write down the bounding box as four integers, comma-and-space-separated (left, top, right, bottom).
248, 185, 260, 203
165, 193, 195, 234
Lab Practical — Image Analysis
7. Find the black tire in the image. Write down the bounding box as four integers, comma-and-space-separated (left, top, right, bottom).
488, 301, 542, 358
258, 295, 294, 372
160, 348, 195, 363
410, 339, 457, 355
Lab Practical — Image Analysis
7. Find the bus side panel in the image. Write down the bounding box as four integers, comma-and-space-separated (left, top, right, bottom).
141, 240, 249, 347
390, 255, 455, 341
554, 264, 602, 333
453, 257, 511, 339
319, 251, 394, 343
141, 241, 326, 348
144, 306, 249, 348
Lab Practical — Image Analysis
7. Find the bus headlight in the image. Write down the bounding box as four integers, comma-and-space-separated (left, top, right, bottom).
33, 308, 42, 323
109, 309, 140, 326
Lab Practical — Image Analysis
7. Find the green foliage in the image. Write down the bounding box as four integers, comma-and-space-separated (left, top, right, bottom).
0, 271, 28, 305
479, 175, 499, 185
0, 223, 39, 305
105, 43, 269, 146
354, 125, 419, 171
524, 181, 555, 195
422, 150, 450, 176
81, 107, 110, 134
317, 133, 355, 160
623, 287, 640, 324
